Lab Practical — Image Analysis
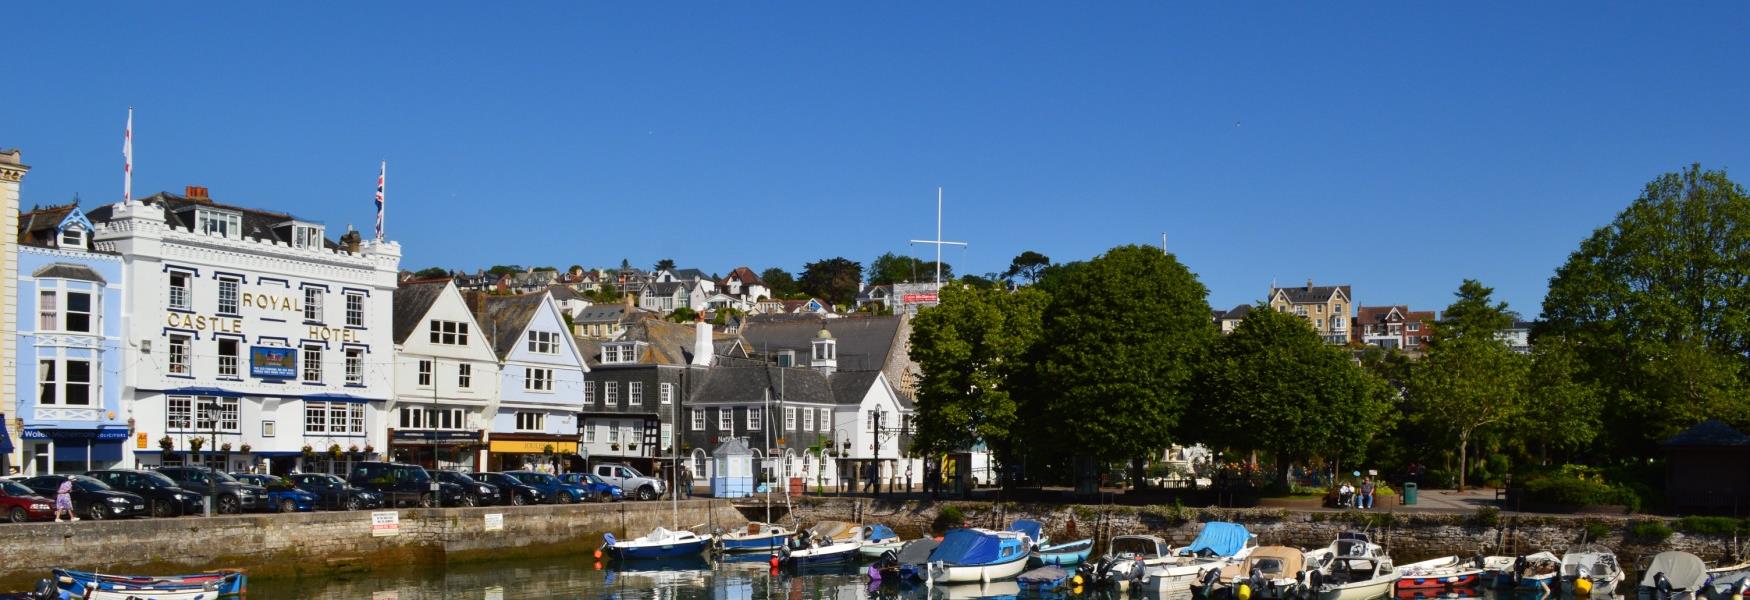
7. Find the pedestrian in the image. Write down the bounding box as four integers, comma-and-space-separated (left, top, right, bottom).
54, 477, 78, 522
680, 465, 694, 499
863, 462, 878, 494
905, 462, 914, 493
1337, 481, 1354, 508
1360, 478, 1376, 509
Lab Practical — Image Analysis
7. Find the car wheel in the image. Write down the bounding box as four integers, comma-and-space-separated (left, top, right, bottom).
599, 492, 613, 503
217, 495, 241, 515
511, 493, 527, 507
637, 486, 656, 501
86, 504, 107, 521
8, 507, 26, 523
558, 490, 574, 504
280, 499, 296, 513
151, 500, 176, 518
419, 493, 437, 508
344, 496, 362, 511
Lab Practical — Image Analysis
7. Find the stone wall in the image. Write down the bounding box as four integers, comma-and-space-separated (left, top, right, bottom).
0, 499, 743, 590
786, 497, 1742, 570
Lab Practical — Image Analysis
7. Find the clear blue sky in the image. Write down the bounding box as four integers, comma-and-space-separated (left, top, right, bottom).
6, 3, 1747, 316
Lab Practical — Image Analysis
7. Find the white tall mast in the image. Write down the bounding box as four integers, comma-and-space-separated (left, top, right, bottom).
909, 187, 967, 293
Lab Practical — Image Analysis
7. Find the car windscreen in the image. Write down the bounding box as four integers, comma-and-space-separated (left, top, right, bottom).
446, 472, 476, 484
140, 472, 178, 488
0, 481, 34, 496
396, 467, 430, 483
73, 476, 113, 492
210, 470, 240, 484
588, 474, 608, 485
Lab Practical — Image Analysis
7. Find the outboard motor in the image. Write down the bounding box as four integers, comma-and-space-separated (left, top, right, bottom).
1653, 572, 1672, 600
1197, 567, 1222, 595
28, 578, 54, 600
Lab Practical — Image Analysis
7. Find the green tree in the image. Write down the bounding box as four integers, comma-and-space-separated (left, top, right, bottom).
412, 267, 449, 279
1003, 251, 1052, 285
868, 253, 952, 285
486, 265, 523, 277
1523, 335, 1604, 462
668, 307, 698, 323
909, 284, 1049, 461
1542, 165, 1750, 458
1192, 304, 1393, 488
761, 268, 798, 297
1409, 280, 1529, 490
653, 258, 676, 272
799, 257, 863, 307
1030, 245, 1214, 488
957, 273, 1000, 289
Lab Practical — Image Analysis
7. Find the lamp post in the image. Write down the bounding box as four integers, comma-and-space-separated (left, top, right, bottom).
202, 398, 220, 517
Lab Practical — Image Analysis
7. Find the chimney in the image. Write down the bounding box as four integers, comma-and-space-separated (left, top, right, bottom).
623, 293, 635, 308
1305, 278, 1314, 291
691, 312, 714, 367
184, 185, 211, 203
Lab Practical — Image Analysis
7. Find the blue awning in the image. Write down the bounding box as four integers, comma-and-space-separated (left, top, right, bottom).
159, 386, 246, 398
303, 393, 372, 404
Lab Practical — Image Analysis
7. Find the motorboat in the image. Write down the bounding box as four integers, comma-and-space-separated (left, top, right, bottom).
1306, 532, 1399, 600
1213, 545, 1309, 600
1638, 551, 1710, 600
1032, 538, 1095, 566
1079, 534, 1173, 592
1496, 551, 1560, 590
780, 525, 862, 567
926, 528, 1033, 584
41, 568, 246, 600
857, 524, 905, 557
601, 527, 712, 560
1140, 521, 1259, 596
809, 520, 860, 543
1705, 560, 1750, 600
1395, 555, 1482, 592
1007, 518, 1047, 548
1017, 564, 1073, 592
1560, 546, 1624, 597
714, 521, 794, 553
894, 537, 942, 581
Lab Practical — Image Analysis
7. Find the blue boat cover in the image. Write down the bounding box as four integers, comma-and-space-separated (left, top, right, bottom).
1181, 522, 1252, 557
931, 529, 1015, 566
864, 524, 898, 542
1008, 519, 1044, 541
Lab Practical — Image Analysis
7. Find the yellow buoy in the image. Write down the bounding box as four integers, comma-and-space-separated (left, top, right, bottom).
1238, 582, 1253, 600
1575, 578, 1593, 595
1072, 575, 1084, 586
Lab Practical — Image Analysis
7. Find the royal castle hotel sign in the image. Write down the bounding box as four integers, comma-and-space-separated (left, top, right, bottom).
90, 186, 400, 474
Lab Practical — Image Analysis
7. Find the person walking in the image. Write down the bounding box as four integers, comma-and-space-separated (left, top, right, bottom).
54, 477, 78, 522
905, 462, 914, 494
680, 465, 694, 500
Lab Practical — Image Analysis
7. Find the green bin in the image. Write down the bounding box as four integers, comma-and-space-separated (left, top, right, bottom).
1402, 482, 1419, 505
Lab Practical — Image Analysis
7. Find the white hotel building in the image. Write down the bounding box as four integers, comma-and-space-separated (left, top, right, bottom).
90, 186, 400, 475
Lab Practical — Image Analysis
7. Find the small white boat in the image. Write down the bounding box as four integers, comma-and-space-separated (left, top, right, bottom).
780, 536, 862, 567
1395, 555, 1484, 592
1145, 521, 1259, 596
856, 524, 905, 557
714, 521, 794, 552
1639, 551, 1710, 600
1307, 532, 1399, 600
1561, 546, 1624, 597
601, 527, 712, 560
1080, 534, 1174, 592
1213, 545, 1309, 600
927, 528, 1033, 584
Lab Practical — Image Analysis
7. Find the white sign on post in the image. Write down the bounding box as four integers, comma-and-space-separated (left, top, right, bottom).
484, 513, 504, 532
371, 511, 400, 537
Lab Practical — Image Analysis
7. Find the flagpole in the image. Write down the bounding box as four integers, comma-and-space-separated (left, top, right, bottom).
375, 160, 386, 242
123, 108, 133, 203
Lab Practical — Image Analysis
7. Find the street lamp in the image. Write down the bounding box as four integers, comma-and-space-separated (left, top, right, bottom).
202, 398, 220, 517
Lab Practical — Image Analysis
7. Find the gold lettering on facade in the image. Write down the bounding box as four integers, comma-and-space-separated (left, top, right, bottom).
165, 312, 243, 333
308, 325, 359, 343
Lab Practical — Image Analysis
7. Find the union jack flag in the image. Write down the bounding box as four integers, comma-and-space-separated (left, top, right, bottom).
374, 161, 385, 241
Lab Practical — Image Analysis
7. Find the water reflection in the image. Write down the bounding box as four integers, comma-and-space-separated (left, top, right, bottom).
252, 558, 1614, 600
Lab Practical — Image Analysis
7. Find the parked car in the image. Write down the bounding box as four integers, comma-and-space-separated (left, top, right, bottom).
152, 466, 268, 514
430, 470, 498, 507
287, 473, 381, 511
558, 473, 624, 503
501, 471, 585, 504
592, 463, 665, 500
231, 474, 317, 513
470, 472, 544, 506
20, 475, 148, 520
346, 461, 463, 508
84, 469, 204, 518
0, 480, 55, 523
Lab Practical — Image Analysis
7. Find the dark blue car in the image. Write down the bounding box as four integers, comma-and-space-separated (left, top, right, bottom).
232, 474, 317, 512
558, 473, 623, 503
502, 471, 585, 504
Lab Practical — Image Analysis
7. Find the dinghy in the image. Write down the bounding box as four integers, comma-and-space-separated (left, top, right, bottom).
780, 525, 862, 567
1032, 538, 1094, 566
1017, 564, 1073, 592
47, 568, 246, 600
1395, 555, 1482, 591
601, 527, 712, 560
856, 524, 905, 557
1560, 546, 1623, 597
715, 521, 794, 552
926, 528, 1033, 584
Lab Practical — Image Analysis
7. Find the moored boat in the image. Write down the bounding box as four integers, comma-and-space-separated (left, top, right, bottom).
1395, 555, 1482, 591
1031, 538, 1094, 567
601, 527, 713, 560
1140, 521, 1259, 596
895, 537, 942, 581
1638, 551, 1710, 600
1078, 534, 1173, 592
926, 528, 1033, 584
1217, 545, 1309, 600
1306, 532, 1398, 600
1560, 546, 1624, 597
1017, 564, 1073, 592
856, 524, 905, 557
47, 568, 246, 600
714, 521, 794, 552
1007, 518, 1046, 548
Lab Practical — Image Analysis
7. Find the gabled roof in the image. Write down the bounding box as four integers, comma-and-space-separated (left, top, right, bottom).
1271, 284, 1352, 305
828, 371, 883, 407
86, 191, 341, 250
692, 365, 832, 405
1220, 304, 1252, 321
392, 281, 450, 344
546, 285, 584, 302
18, 202, 83, 249
742, 315, 902, 372
469, 291, 549, 359
721, 266, 765, 287
1663, 420, 1750, 447
671, 268, 709, 281
32, 263, 105, 283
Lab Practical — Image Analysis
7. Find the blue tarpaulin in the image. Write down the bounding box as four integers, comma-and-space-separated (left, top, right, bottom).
1181, 522, 1252, 557
1008, 519, 1044, 542
862, 524, 898, 542
930, 529, 1012, 566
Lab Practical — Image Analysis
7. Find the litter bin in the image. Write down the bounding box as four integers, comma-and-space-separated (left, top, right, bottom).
788, 477, 804, 496
1402, 482, 1419, 505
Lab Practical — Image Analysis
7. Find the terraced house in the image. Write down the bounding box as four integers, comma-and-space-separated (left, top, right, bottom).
388, 280, 500, 471
1268, 280, 1353, 345
472, 291, 588, 472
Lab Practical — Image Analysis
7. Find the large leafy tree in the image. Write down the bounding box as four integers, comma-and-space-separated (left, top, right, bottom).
411, 267, 449, 279
868, 252, 952, 286
1030, 245, 1215, 488
1542, 165, 1750, 458
1522, 335, 1604, 463
909, 284, 1049, 461
1408, 280, 1529, 490
1004, 251, 1052, 285
798, 257, 863, 307
760, 268, 798, 297
653, 258, 676, 272
1192, 304, 1393, 487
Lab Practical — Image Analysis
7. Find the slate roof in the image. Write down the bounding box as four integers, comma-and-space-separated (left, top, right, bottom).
691, 365, 832, 405
646, 281, 688, 296
742, 314, 901, 372
1221, 304, 1252, 321
577, 304, 633, 324
87, 191, 342, 250
32, 263, 105, 283
393, 281, 449, 344
546, 285, 584, 302
17, 203, 82, 249
671, 268, 709, 281
1272, 284, 1352, 304
828, 371, 883, 407
1663, 420, 1750, 447
594, 319, 750, 366
469, 291, 548, 359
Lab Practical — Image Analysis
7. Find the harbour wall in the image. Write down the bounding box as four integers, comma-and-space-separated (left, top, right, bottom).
0, 499, 744, 590
784, 497, 1742, 570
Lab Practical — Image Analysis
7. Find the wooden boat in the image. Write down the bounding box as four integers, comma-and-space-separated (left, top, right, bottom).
601, 527, 712, 560
1031, 538, 1094, 566
1079, 534, 1174, 592
714, 521, 794, 552
1638, 551, 1710, 600
1017, 564, 1072, 592
926, 528, 1033, 584
48, 568, 246, 600
1306, 532, 1399, 600
1212, 545, 1309, 600
856, 524, 905, 557
1560, 546, 1624, 597
1396, 555, 1483, 591
1141, 521, 1260, 595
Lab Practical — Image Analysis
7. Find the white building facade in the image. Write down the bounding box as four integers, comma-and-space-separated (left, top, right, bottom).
91, 188, 400, 475
388, 280, 500, 471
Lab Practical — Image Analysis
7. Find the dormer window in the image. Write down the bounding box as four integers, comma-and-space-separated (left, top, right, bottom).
197, 209, 241, 238
603, 342, 641, 364
292, 225, 324, 250
59, 225, 86, 248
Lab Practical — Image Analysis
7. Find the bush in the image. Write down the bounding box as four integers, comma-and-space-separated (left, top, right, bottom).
932, 506, 966, 533
1423, 469, 1458, 489
1628, 520, 1673, 544
1469, 507, 1501, 528
1676, 516, 1748, 536
1582, 520, 1613, 541
1522, 476, 1638, 508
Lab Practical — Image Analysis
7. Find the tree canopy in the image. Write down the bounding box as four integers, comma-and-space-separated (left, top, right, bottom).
799, 257, 863, 307
909, 284, 1048, 458
486, 265, 523, 277
1004, 251, 1052, 285
1408, 280, 1528, 490
868, 252, 952, 286
411, 267, 449, 279
761, 268, 799, 297
653, 258, 676, 272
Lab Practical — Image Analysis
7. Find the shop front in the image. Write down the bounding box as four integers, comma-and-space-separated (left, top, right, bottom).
21, 426, 129, 475
487, 436, 580, 473
389, 429, 482, 471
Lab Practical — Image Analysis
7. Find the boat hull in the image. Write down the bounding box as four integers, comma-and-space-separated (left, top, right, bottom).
606, 537, 712, 560
1319, 575, 1402, 600
717, 533, 793, 552
52, 568, 246, 600
1032, 539, 1095, 566
1397, 571, 1482, 590
859, 540, 905, 557
785, 542, 862, 566
1563, 574, 1623, 598
930, 552, 1031, 584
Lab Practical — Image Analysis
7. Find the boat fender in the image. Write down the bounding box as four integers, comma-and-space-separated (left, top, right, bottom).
1574, 576, 1594, 595
1237, 581, 1253, 600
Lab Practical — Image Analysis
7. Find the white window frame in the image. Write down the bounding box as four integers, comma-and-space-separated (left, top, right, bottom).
181, 395, 239, 433
36, 357, 93, 406
301, 343, 323, 383
516, 412, 545, 432
583, 381, 595, 405
819, 409, 831, 435
303, 287, 324, 322
217, 337, 240, 378
429, 320, 469, 345
59, 225, 86, 248
37, 282, 96, 334
167, 396, 193, 430
785, 407, 797, 431
524, 367, 554, 392
168, 333, 192, 375
690, 408, 705, 431
804, 407, 815, 431
344, 347, 364, 385
417, 359, 432, 387
718, 408, 733, 431
604, 381, 618, 406
584, 424, 597, 443
747, 407, 761, 430
217, 276, 241, 315
628, 381, 643, 406
660, 383, 673, 405
458, 363, 472, 389
526, 330, 559, 354
292, 224, 323, 250
168, 271, 192, 311
344, 292, 365, 328
197, 209, 241, 238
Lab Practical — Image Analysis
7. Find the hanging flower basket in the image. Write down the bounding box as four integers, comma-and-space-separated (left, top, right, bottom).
188, 437, 206, 453
158, 436, 175, 453
240, 443, 253, 454
363, 444, 375, 455
542, 444, 555, 455
220, 442, 232, 452
301, 445, 316, 460
610, 443, 621, 451
628, 442, 638, 451
328, 444, 343, 458
348, 444, 361, 454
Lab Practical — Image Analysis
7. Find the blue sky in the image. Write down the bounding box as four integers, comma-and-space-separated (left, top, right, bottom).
5, 3, 1747, 316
